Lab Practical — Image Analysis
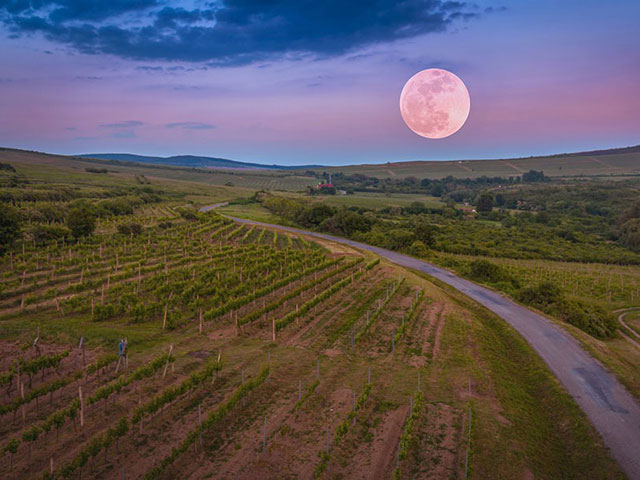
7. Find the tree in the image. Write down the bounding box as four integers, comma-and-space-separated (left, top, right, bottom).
619, 218, 640, 251
0, 205, 21, 254
321, 209, 371, 237
296, 204, 335, 227
522, 170, 547, 182
414, 221, 436, 247
67, 205, 96, 238
476, 193, 494, 213
405, 201, 426, 215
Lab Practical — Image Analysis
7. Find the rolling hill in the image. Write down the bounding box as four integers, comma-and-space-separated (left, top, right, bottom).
321, 144, 640, 179
78, 153, 321, 170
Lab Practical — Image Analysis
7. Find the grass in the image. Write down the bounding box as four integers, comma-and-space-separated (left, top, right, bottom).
216, 203, 293, 224
309, 192, 445, 209
423, 270, 626, 480
0, 148, 631, 479
322, 147, 640, 179
1, 148, 316, 193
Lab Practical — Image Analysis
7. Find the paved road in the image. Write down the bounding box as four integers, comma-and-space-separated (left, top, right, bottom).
217, 213, 640, 479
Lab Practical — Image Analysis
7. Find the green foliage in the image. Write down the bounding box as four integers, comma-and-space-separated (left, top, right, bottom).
414, 220, 436, 247
468, 260, 518, 288
518, 281, 562, 307
0, 204, 21, 254
30, 224, 70, 245
294, 379, 319, 411
2, 437, 19, 456
275, 269, 365, 331
239, 257, 353, 326
476, 193, 494, 213
355, 278, 404, 342
391, 290, 425, 347
117, 222, 143, 235
67, 204, 96, 238
87, 352, 172, 405
144, 366, 269, 480
518, 281, 616, 338
132, 358, 222, 423
522, 169, 548, 182
321, 209, 372, 236
397, 392, 423, 461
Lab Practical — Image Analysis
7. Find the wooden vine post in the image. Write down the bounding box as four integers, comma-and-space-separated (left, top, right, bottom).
162, 345, 174, 379
79, 386, 84, 427
162, 304, 168, 330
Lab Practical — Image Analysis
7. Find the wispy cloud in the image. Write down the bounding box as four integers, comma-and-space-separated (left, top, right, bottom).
112, 130, 136, 138
165, 122, 215, 130
100, 120, 143, 128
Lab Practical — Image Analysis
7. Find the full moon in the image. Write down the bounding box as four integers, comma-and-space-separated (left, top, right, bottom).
399, 68, 470, 139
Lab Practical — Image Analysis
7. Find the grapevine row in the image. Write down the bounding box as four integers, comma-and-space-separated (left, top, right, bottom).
354, 278, 405, 343
275, 270, 365, 331
144, 366, 270, 479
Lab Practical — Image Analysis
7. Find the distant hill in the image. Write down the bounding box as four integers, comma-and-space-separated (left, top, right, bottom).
79, 153, 321, 170
321, 144, 640, 179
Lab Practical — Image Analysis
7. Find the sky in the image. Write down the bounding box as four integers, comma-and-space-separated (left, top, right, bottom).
0, 0, 638, 166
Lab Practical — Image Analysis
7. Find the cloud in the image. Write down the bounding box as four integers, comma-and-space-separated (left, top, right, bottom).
165, 122, 215, 130
0, 0, 481, 65
112, 130, 136, 138
100, 120, 143, 128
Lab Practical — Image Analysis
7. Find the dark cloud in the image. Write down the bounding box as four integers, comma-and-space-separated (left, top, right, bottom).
165, 122, 215, 130
0, 0, 481, 65
100, 120, 143, 128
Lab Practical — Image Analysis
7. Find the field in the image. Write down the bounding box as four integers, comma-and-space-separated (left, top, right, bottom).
323, 146, 640, 179
0, 148, 317, 192
0, 152, 626, 479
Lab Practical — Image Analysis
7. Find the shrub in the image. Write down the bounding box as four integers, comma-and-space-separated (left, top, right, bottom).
31, 224, 70, 245
67, 205, 96, 238
117, 222, 143, 235
518, 281, 562, 308
0, 204, 21, 254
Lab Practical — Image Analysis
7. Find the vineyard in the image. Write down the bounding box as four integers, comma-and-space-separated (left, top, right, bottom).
0, 157, 627, 479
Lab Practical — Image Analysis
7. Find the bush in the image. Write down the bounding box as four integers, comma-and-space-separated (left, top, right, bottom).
67, 205, 96, 238
321, 209, 372, 236
476, 193, 494, 213
469, 260, 504, 283
409, 240, 428, 257
117, 222, 143, 235
0, 205, 21, 254
517, 281, 615, 339
31, 224, 70, 245
555, 300, 616, 339
518, 281, 562, 308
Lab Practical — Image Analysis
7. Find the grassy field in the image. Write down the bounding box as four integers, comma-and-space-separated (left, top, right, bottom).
0, 148, 317, 192
323, 146, 640, 179
305, 192, 445, 209
0, 153, 627, 479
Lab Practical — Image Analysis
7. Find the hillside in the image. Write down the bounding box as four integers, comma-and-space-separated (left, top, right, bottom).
79, 153, 321, 170
320, 144, 640, 179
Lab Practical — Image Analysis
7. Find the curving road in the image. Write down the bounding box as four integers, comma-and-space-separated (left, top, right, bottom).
215, 213, 640, 479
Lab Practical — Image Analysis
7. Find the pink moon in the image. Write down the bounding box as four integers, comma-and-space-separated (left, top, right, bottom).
399, 68, 470, 139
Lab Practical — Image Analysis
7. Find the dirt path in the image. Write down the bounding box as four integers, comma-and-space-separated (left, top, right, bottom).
618, 311, 640, 341
220, 213, 640, 480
